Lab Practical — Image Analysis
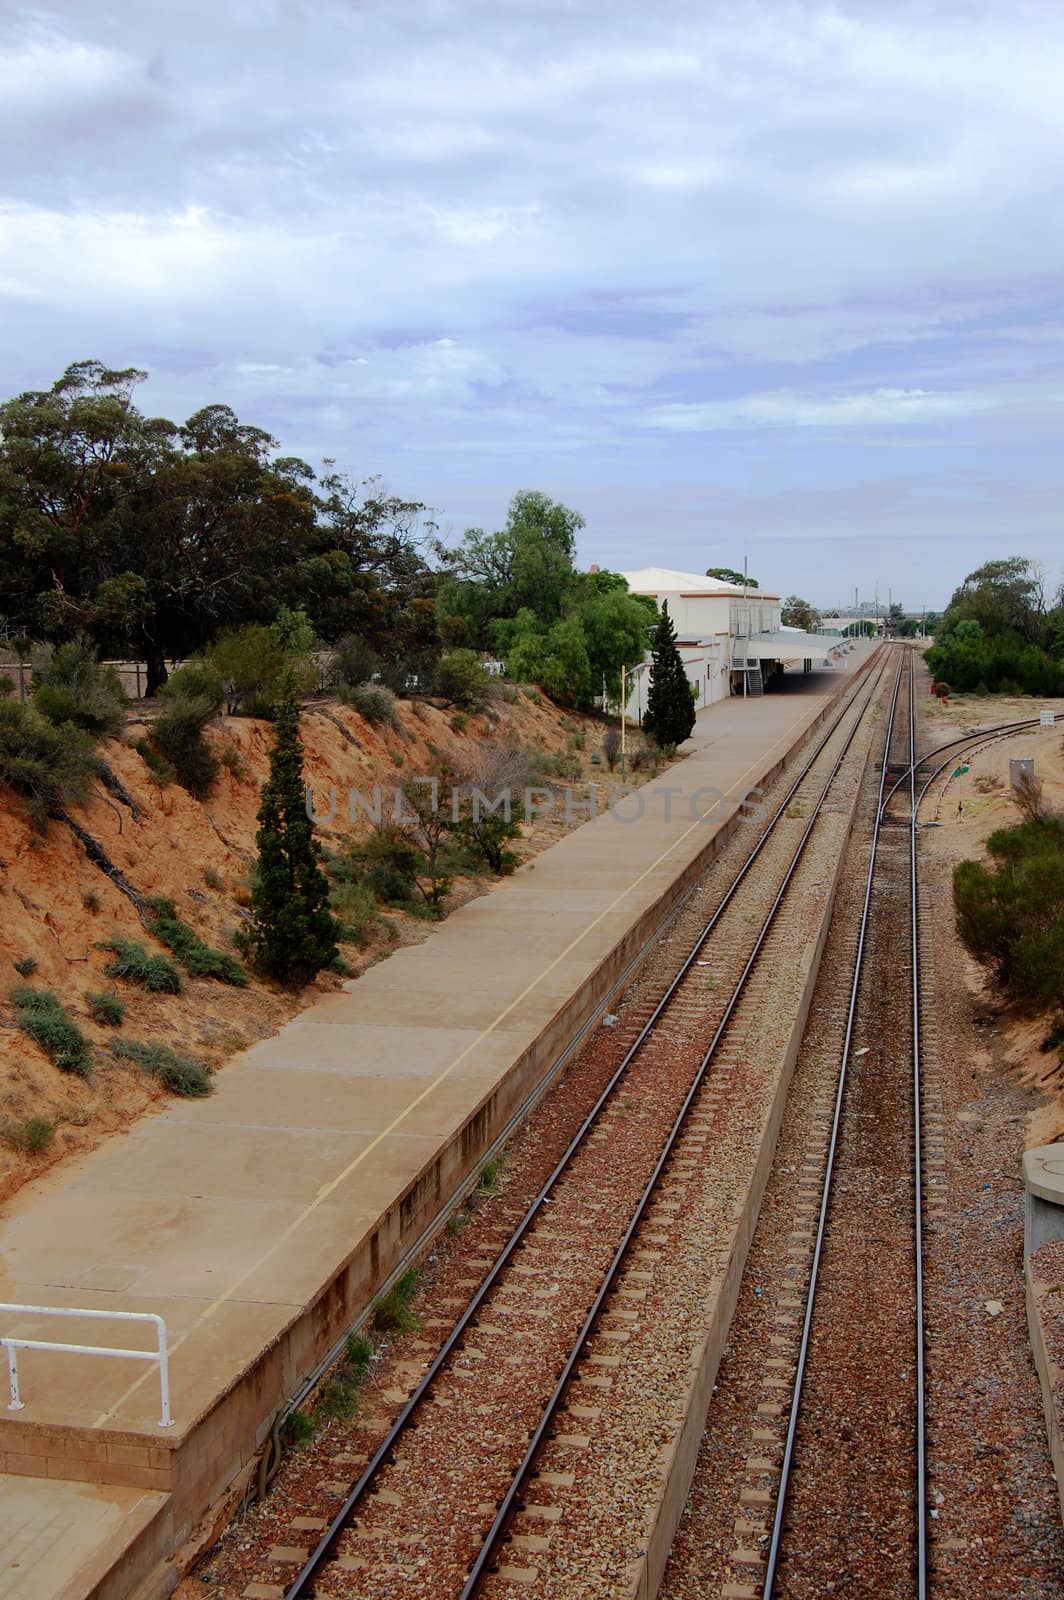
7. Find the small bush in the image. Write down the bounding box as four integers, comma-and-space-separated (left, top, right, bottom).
435, 650, 489, 711
372, 1265, 420, 1334
146, 897, 249, 986
1, 1116, 56, 1155
206, 626, 287, 717
493, 680, 519, 704
523, 686, 542, 705
134, 737, 175, 787
152, 686, 220, 799
82, 888, 102, 914
12, 957, 37, 977
602, 727, 621, 771
478, 1154, 505, 1194
203, 866, 224, 891
284, 1408, 315, 1445
86, 990, 127, 1027
0, 693, 96, 826
101, 938, 185, 994
329, 880, 383, 946
110, 1037, 212, 1097
450, 711, 468, 734
12, 986, 92, 1076
340, 680, 399, 727
954, 817, 1064, 1010
32, 638, 126, 739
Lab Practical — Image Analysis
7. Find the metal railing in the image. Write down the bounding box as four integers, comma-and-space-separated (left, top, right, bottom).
0, 1304, 173, 1427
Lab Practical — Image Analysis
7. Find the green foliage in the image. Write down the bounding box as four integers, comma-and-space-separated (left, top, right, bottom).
102, 938, 185, 994
954, 817, 1064, 1010
316, 1329, 375, 1421
1, 1116, 55, 1155
32, 637, 126, 738
340, 679, 399, 727
329, 878, 386, 945
146, 896, 249, 985
204, 620, 291, 716
12, 957, 37, 977
435, 649, 489, 709
643, 602, 695, 749
602, 727, 621, 771
707, 566, 757, 588
151, 668, 222, 797
372, 1265, 421, 1334
0, 361, 435, 693
134, 736, 175, 786
284, 1408, 316, 1445
477, 1154, 505, 1193
331, 633, 379, 693
12, 986, 92, 1076
0, 689, 96, 825
86, 990, 127, 1026
927, 557, 1064, 695
781, 595, 821, 632
239, 676, 340, 984
110, 1036, 212, 1096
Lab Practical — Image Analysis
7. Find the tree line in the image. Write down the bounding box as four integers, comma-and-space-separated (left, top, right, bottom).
926, 557, 1064, 696
0, 361, 658, 711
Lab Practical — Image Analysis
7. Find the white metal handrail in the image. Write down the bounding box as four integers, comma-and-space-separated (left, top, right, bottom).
0, 1303, 173, 1427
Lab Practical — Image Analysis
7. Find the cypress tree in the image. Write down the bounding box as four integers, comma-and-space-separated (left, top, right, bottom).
241, 673, 340, 984
643, 601, 696, 748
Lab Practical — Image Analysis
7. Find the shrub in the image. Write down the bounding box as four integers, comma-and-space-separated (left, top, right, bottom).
345, 826, 422, 906
151, 672, 222, 799
1, 1116, 56, 1156
954, 817, 1064, 1010
331, 634, 379, 694
340, 680, 399, 727
203, 866, 224, 890
12, 957, 37, 977
0, 690, 96, 826
146, 896, 249, 985
101, 938, 185, 994
372, 1266, 420, 1334
32, 638, 126, 739
110, 1037, 212, 1096
12, 986, 92, 1076
206, 626, 285, 717
284, 1408, 316, 1445
602, 727, 621, 771
86, 990, 127, 1026
329, 879, 383, 946
82, 889, 102, 913
133, 737, 175, 787
450, 711, 468, 734
436, 650, 489, 710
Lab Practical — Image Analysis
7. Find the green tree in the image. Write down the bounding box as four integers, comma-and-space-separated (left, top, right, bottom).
239, 675, 340, 983
32, 637, 126, 739
435, 649, 489, 709
643, 603, 695, 748
781, 596, 821, 632
706, 567, 757, 588
437, 491, 584, 645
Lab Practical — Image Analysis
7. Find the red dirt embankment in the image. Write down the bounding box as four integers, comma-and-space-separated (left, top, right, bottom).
0, 690, 636, 1205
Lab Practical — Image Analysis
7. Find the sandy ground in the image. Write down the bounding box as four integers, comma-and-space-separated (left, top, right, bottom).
0, 689, 668, 1205
918, 690, 1064, 1146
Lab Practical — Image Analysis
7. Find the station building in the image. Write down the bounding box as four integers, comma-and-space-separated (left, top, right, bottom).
619, 565, 844, 719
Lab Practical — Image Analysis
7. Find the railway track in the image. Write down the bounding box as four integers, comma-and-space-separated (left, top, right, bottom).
658, 666, 1062, 1600
272, 656, 894, 1600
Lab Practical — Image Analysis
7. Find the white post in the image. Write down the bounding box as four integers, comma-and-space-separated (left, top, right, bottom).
155, 1318, 172, 1428
6, 1344, 23, 1411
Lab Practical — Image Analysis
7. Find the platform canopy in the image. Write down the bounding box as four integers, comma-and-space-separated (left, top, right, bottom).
731, 630, 843, 665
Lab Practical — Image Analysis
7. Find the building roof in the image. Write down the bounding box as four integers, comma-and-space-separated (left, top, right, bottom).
621, 565, 746, 595
621, 566, 779, 601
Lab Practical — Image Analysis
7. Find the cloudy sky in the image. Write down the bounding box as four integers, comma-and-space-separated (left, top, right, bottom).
3, 1, 1063, 609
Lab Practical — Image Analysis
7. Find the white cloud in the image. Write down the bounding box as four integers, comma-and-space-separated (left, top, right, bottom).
644, 386, 1000, 432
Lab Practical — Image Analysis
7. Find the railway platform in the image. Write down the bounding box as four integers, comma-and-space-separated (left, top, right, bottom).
0, 650, 874, 1598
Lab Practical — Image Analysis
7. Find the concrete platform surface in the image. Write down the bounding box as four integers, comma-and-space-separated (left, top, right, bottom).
0, 653, 873, 1572
0, 1474, 167, 1600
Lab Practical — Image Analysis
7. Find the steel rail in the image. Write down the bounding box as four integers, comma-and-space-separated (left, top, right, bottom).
761, 648, 909, 1598
909, 653, 929, 1600
458, 652, 893, 1597
284, 650, 888, 1600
